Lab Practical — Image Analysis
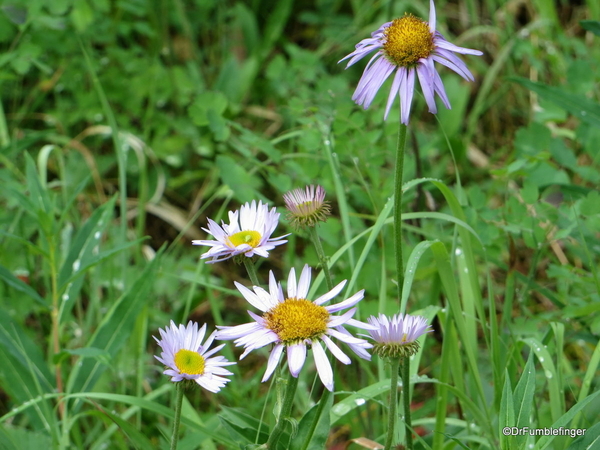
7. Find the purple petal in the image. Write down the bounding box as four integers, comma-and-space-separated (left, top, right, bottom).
384, 67, 403, 120
416, 58, 437, 113
429, 0, 436, 33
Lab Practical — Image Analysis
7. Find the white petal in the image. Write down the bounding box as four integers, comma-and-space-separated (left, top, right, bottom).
297, 265, 312, 299
313, 280, 347, 305
321, 335, 351, 364
312, 342, 334, 391
326, 290, 364, 312
287, 343, 307, 377
287, 267, 297, 298
262, 344, 284, 382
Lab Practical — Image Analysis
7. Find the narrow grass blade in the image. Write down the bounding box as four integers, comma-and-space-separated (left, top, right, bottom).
499, 370, 515, 450
66, 249, 163, 398
521, 338, 564, 423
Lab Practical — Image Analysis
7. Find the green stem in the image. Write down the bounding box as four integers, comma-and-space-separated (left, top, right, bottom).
243, 257, 261, 287
266, 370, 299, 449
384, 358, 400, 450
401, 357, 413, 450
297, 226, 334, 450
170, 383, 185, 450
308, 226, 334, 291
394, 123, 408, 310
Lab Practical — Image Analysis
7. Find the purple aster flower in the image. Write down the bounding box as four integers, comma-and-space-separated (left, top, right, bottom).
366, 313, 432, 358
153, 321, 235, 392
283, 185, 331, 229
192, 200, 289, 263
339, 0, 483, 124
216, 265, 374, 392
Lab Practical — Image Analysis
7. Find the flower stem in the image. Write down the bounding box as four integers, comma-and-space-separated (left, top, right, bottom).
266, 370, 299, 449
308, 226, 334, 291
243, 257, 261, 287
401, 356, 414, 449
394, 123, 407, 310
170, 383, 185, 450
384, 358, 400, 450
298, 226, 334, 450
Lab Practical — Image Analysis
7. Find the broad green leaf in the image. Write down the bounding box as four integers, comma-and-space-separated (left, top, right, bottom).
580, 20, 600, 36
290, 392, 333, 450
218, 406, 270, 446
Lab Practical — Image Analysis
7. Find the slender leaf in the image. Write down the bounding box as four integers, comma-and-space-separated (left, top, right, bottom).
290, 391, 333, 450
512, 77, 600, 127
66, 249, 162, 397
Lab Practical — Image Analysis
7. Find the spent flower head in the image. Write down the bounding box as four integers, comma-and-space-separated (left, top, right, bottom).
339, 0, 483, 124
192, 200, 289, 263
216, 265, 374, 391
283, 185, 331, 229
154, 321, 235, 393
366, 313, 432, 359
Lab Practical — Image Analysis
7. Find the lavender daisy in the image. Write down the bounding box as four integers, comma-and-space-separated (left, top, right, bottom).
192, 200, 289, 263
154, 321, 235, 393
339, 0, 483, 124
216, 265, 373, 392
283, 185, 331, 229
366, 313, 432, 358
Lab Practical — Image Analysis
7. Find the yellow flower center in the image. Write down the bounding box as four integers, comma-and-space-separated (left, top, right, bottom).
228, 230, 262, 248
174, 349, 205, 375
383, 14, 434, 67
264, 298, 330, 344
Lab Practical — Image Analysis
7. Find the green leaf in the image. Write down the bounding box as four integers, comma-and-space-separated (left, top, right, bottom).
66, 248, 163, 397
215, 155, 262, 203
218, 406, 269, 446
0, 264, 47, 307
521, 338, 564, 423
521, 181, 539, 204
565, 422, 600, 449
0, 426, 52, 450
499, 371, 515, 449
580, 20, 600, 37
79, 410, 154, 450
534, 390, 600, 450
188, 92, 228, 127
290, 393, 333, 450
53, 347, 110, 365
580, 191, 600, 216
512, 77, 600, 127
0, 315, 56, 431
513, 353, 536, 448
1, 4, 27, 25
24, 152, 54, 236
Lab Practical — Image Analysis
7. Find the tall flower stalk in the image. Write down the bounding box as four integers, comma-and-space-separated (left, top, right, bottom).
394, 124, 408, 308
154, 321, 234, 449
366, 314, 432, 450
284, 185, 336, 449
